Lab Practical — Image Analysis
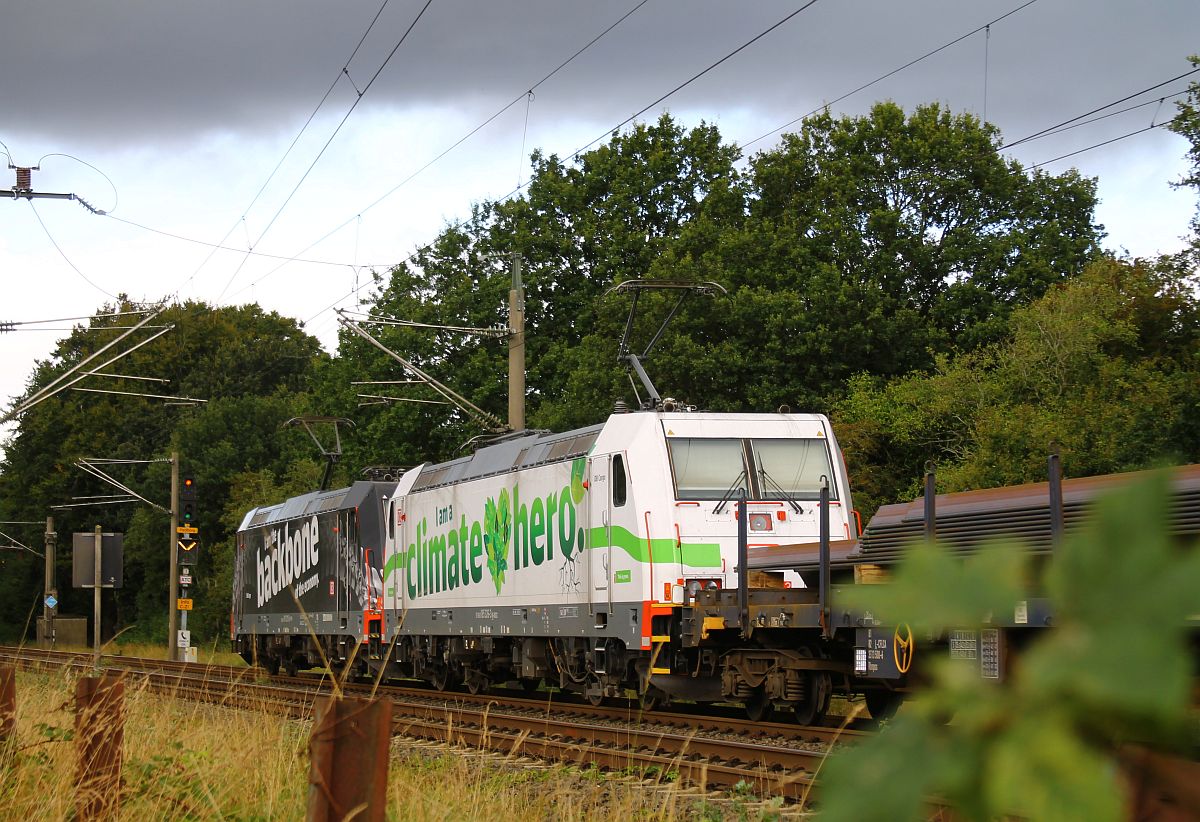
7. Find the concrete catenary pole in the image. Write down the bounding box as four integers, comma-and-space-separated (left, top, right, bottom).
43, 516, 56, 645
168, 452, 179, 661
507, 254, 525, 432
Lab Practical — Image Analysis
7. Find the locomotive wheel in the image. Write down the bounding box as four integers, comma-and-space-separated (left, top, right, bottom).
638, 686, 670, 712
263, 655, 281, 676
465, 674, 488, 695
519, 677, 542, 694
744, 688, 772, 722
429, 665, 451, 692
792, 687, 819, 726
792, 672, 832, 726
791, 648, 831, 726
865, 689, 902, 721
283, 657, 299, 678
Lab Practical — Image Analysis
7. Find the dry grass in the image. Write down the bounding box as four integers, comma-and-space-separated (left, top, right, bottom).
29, 638, 249, 669
0, 669, 783, 821
104, 640, 248, 669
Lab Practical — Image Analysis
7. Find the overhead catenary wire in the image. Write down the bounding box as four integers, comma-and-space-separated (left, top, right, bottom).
75, 458, 169, 514
740, 0, 1041, 151
70, 386, 208, 404
1029, 122, 1169, 170
1010, 93, 1188, 145
169, 0, 396, 299
230, 0, 654, 307
104, 214, 388, 269
2, 307, 171, 423
1001, 65, 1200, 150
570, 0, 825, 160
27, 200, 119, 300
0, 326, 162, 332
304, 0, 1179, 335
35, 152, 120, 214
352, 312, 507, 337
0, 528, 42, 558
303, 0, 827, 325
0, 309, 153, 327
215, 0, 436, 302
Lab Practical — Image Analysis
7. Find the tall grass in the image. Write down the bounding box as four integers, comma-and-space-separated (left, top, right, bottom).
0, 669, 768, 820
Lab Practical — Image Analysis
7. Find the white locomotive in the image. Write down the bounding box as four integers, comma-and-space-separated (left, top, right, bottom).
234, 407, 872, 722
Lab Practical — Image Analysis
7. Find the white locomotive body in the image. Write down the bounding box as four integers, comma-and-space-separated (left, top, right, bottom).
236, 409, 868, 722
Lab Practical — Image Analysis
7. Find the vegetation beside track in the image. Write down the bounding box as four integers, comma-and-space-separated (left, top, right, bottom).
0, 666, 803, 821
817, 474, 1200, 822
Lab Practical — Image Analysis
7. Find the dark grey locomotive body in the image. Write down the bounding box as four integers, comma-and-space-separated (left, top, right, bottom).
231, 481, 392, 674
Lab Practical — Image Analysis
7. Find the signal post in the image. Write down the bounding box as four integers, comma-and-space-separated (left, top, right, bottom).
175, 473, 198, 662
167, 453, 199, 662
168, 454, 178, 660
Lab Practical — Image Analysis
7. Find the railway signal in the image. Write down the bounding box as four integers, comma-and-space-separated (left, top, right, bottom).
180, 476, 197, 525
176, 536, 198, 567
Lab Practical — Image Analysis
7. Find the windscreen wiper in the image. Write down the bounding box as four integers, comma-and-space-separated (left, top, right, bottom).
712, 469, 748, 515
758, 468, 804, 515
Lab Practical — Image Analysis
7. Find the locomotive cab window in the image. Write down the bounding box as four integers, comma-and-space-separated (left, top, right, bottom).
667, 436, 837, 500
667, 438, 749, 500
750, 438, 838, 501
612, 454, 628, 507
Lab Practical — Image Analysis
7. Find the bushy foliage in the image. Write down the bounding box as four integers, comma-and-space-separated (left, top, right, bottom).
819, 473, 1200, 821
835, 257, 1200, 518
0, 301, 323, 642
342, 105, 1101, 451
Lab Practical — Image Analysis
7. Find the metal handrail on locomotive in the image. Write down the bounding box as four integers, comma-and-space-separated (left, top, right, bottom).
232, 408, 876, 723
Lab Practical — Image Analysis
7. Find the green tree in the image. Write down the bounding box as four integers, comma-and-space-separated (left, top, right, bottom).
342, 106, 1102, 464
743, 102, 1100, 364
339, 115, 745, 456
1168, 54, 1200, 260
835, 257, 1200, 517
0, 301, 323, 642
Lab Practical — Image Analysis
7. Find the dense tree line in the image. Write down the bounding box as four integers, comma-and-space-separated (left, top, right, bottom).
0, 303, 324, 643
1, 87, 1197, 645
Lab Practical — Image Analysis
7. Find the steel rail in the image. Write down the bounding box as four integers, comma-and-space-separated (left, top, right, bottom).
0, 645, 848, 800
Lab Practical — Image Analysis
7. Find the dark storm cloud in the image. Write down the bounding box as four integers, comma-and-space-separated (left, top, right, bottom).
3, 1, 1197, 153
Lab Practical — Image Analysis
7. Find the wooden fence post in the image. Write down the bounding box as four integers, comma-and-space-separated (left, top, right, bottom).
306, 696, 392, 822
75, 674, 125, 821
0, 665, 15, 747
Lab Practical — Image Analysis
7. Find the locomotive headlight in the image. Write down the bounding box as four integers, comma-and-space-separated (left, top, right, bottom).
748, 512, 773, 532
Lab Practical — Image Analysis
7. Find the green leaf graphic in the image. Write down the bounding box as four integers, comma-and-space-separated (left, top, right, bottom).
483, 490, 511, 593
571, 458, 587, 504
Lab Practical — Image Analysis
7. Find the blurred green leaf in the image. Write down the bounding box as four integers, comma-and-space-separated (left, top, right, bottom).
818, 474, 1197, 820
818, 712, 954, 822
985, 713, 1122, 822
839, 541, 1025, 633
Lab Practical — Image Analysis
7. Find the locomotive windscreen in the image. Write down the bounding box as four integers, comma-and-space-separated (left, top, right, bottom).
667, 438, 750, 499
750, 438, 839, 500
667, 436, 838, 501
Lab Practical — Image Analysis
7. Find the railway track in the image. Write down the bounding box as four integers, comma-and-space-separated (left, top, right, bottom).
0, 645, 865, 802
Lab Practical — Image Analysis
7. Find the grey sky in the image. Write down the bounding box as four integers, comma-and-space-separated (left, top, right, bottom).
6, 2, 1196, 146
1, 0, 1198, 449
